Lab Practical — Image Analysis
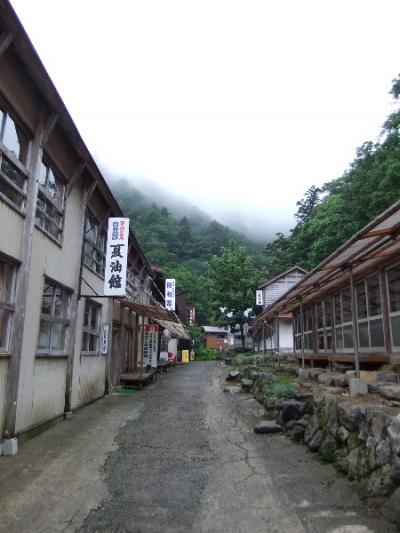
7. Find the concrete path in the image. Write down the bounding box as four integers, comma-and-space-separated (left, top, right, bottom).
0, 362, 396, 532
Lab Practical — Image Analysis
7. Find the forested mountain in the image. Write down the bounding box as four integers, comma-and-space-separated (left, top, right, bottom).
109, 178, 266, 323
264, 74, 400, 276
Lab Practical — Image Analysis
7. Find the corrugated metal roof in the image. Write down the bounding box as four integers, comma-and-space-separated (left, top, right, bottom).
156, 320, 191, 340
254, 199, 400, 327
202, 326, 230, 334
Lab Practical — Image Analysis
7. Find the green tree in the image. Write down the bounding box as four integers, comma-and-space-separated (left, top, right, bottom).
208, 241, 261, 347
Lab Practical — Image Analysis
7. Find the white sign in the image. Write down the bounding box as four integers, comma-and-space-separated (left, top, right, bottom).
104, 218, 129, 296
165, 278, 176, 311
101, 324, 109, 355
256, 290, 264, 306
141, 325, 159, 368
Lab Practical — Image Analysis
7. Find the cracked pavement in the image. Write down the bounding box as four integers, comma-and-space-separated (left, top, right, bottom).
0, 362, 397, 532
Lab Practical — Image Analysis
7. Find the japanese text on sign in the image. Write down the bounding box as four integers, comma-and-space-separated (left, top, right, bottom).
256, 290, 263, 306
104, 218, 129, 296
165, 278, 176, 311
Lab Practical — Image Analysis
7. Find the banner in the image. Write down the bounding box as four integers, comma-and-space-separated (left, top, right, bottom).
140, 325, 159, 368
104, 218, 129, 296
165, 279, 176, 311
256, 290, 263, 306
189, 307, 196, 325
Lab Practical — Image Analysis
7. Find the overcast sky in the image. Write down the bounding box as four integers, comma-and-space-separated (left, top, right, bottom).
10, 0, 400, 241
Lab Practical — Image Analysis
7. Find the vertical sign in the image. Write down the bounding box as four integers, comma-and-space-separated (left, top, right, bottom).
104, 218, 129, 296
256, 290, 263, 306
165, 279, 176, 311
189, 307, 196, 325
101, 324, 109, 355
140, 325, 159, 368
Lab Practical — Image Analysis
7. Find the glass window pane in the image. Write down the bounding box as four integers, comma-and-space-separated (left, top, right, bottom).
334, 294, 341, 325
90, 305, 97, 330
358, 322, 369, 348
50, 322, 65, 350
0, 175, 23, 207
343, 324, 353, 348
41, 284, 53, 314
1, 157, 25, 189
53, 287, 63, 317
316, 302, 323, 329
317, 332, 324, 351
324, 298, 332, 327
0, 308, 10, 350
370, 318, 384, 347
0, 261, 14, 302
357, 282, 367, 319
367, 275, 381, 317
391, 315, 400, 348
2, 115, 28, 162
336, 327, 343, 349
388, 266, 400, 313
38, 320, 51, 349
82, 332, 89, 351
342, 288, 352, 323
39, 161, 47, 186
326, 331, 332, 350
89, 333, 96, 352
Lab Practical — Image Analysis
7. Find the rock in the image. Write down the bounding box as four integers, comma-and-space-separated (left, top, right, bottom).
320, 434, 337, 462
308, 368, 325, 381
375, 439, 392, 468
227, 370, 241, 381
390, 457, 400, 484
318, 373, 335, 386
318, 372, 347, 387
349, 378, 368, 397
343, 447, 374, 480
298, 369, 311, 382
304, 414, 320, 445
308, 430, 323, 452
294, 415, 311, 427
388, 415, 400, 456
378, 384, 400, 402
347, 432, 361, 450
366, 464, 394, 497
256, 372, 275, 385
241, 378, 253, 391
377, 372, 399, 384
382, 486, 400, 527
288, 424, 305, 442
254, 421, 283, 434
279, 399, 305, 422
337, 425, 349, 444
223, 386, 241, 394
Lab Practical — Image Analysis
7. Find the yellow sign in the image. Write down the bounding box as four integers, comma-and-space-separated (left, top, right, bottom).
182, 350, 190, 363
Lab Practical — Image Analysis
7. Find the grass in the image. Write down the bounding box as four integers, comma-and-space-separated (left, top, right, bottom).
113, 386, 136, 395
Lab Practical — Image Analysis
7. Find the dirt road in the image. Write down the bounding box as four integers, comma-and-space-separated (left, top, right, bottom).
0, 362, 396, 532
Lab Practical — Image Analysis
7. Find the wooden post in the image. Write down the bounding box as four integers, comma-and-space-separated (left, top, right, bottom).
3, 111, 49, 438
276, 314, 280, 353
300, 300, 305, 369
133, 313, 139, 371
379, 269, 392, 358
262, 321, 266, 356
350, 271, 360, 377
140, 314, 145, 378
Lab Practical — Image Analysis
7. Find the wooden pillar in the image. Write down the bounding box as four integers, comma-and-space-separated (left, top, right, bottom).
300, 300, 305, 369
275, 314, 280, 353
133, 313, 139, 370
262, 321, 266, 356
350, 271, 360, 377
3, 111, 55, 438
140, 314, 145, 378
379, 269, 392, 357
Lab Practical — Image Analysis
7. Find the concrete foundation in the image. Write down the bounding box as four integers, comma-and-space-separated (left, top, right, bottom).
3, 438, 18, 456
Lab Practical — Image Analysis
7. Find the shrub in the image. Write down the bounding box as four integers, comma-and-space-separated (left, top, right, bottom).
195, 346, 219, 361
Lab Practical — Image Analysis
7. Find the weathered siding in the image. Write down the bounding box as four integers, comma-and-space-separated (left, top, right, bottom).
263, 269, 306, 308
0, 203, 23, 260
31, 359, 66, 427
0, 358, 8, 433
78, 356, 105, 406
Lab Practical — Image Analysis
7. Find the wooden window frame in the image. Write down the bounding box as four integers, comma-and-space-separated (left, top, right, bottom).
83, 210, 107, 278
334, 288, 354, 353
355, 273, 385, 352
0, 107, 29, 213
0, 258, 17, 354
81, 299, 102, 356
37, 278, 71, 357
35, 158, 65, 244
386, 262, 400, 352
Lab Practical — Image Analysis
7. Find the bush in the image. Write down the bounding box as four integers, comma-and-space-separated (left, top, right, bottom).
195, 346, 219, 361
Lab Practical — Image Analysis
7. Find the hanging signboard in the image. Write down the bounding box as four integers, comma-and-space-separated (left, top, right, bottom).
140, 325, 159, 368
104, 218, 129, 296
101, 324, 109, 355
165, 279, 176, 311
256, 290, 264, 306
189, 307, 196, 325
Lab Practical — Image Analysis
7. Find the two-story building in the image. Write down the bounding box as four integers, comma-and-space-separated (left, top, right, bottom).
0, 0, 177, 455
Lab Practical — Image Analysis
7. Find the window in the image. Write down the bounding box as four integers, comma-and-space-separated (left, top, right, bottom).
81, 300, 101, 355
334, 287, 353, 351
38, 280, 71, 354
35, 160, 65, 241
293, 304, 313, 352
0, 259, 16, 353
387, 265, 400, 351
126, 265, 140, 300
83, 211, 106, 277
316, 297, 333, 352
0, 108, 29, 209
356, 274, 384, 350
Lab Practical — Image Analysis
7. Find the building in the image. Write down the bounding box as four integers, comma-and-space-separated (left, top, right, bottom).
254, 266, 307, 352
202, 326, 232, 351
254, 200, 400, 370
0, 0, 181, 454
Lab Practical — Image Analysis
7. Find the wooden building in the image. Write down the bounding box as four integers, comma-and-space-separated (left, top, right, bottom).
255, 266, 307, 352
0, 0, 177, 454
254, 201, 400, 370
202, 326, 231, 351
